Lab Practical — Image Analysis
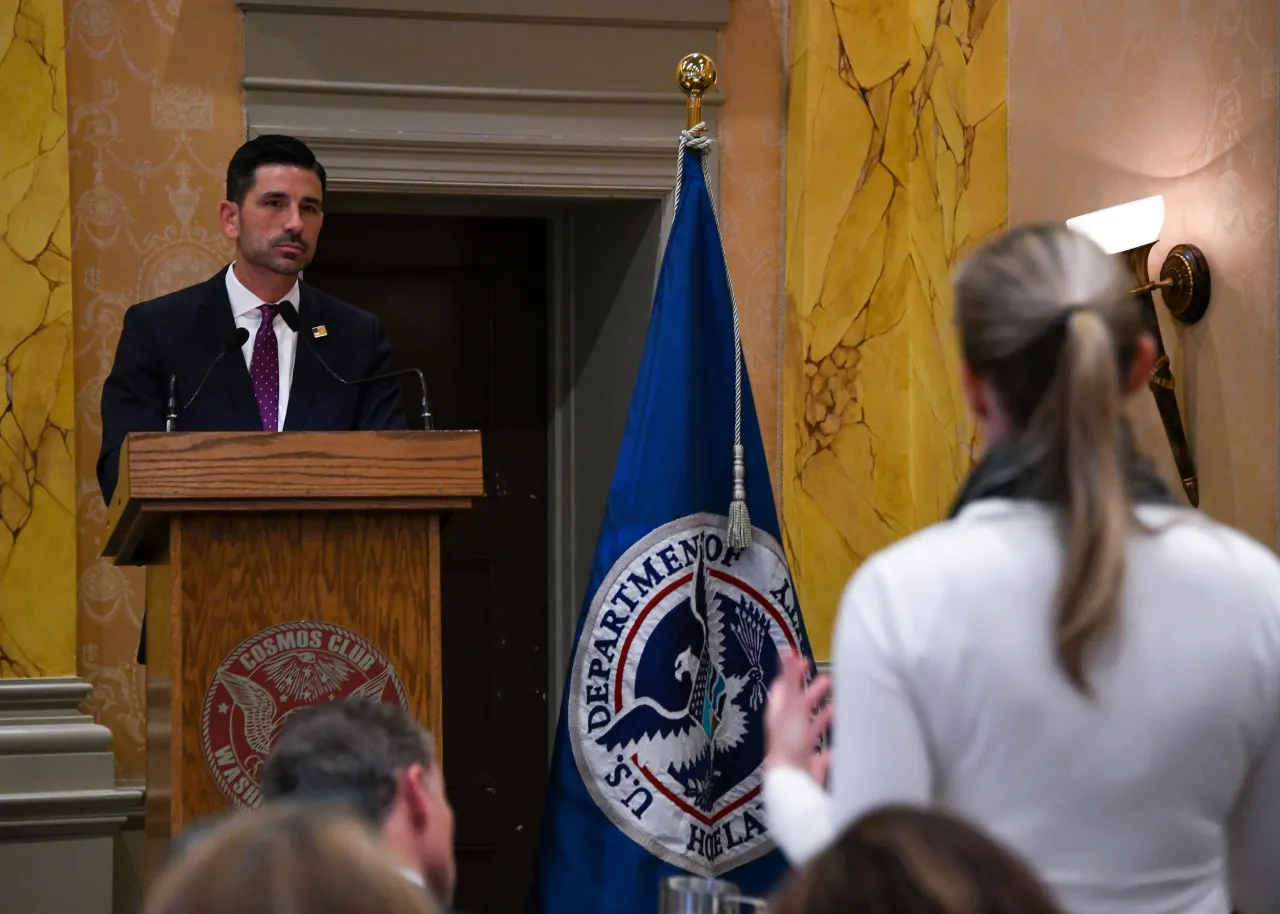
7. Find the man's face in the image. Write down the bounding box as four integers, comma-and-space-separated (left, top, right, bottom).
220, 164, 324, 276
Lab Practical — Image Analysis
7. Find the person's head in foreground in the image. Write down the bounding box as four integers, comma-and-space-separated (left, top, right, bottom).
770, 806, 1064, 914
144, 804, 440, 914
260, 700, 456, 903
954, 223, 1156, 691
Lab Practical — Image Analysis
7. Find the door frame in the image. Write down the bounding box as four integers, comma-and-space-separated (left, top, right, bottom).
322, 190, 674, 754
544, 193, 673, 749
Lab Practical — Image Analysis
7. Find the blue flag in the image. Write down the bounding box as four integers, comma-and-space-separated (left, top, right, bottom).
530, 145, 817, 913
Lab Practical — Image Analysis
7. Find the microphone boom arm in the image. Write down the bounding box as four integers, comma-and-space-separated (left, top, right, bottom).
360, 367, 432, 431
277, 301, 432, 430
182, 327, 251, 413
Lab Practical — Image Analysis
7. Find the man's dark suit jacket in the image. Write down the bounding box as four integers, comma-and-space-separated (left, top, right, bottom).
98, 267, 407, 503
98, 267, 407, 660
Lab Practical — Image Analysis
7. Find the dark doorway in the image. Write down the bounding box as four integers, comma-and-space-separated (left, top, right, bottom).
305, 212, 550, 913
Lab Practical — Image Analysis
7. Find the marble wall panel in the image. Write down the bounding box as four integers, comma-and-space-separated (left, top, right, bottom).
0, 0, 76, 679
782, 0, 1007, 654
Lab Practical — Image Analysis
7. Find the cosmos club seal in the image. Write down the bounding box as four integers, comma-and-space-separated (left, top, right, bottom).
568, 513, 806, 876
201, 621, 409, 809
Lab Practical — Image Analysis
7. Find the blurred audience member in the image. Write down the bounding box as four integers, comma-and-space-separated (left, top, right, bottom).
144, 804, 439, 914
771, 805, 1064, 914
261, 700, 457, 907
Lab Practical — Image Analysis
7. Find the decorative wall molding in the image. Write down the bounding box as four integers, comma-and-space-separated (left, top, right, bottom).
0, 788, 144, 840
0, 678, 137, 913
239, 0, 726, 197
294, 132, 676, 159
0, 724, 113, 755
237, 0, 729, 28
263, 128, 684, 197
0, 677, 95, 713
0, 678, 113, 752
242, 77, 725, 107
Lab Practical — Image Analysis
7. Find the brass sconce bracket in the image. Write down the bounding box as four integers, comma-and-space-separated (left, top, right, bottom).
1159, 243, 1211, 324
1123, 241, 1212, 507
1131, 243, 1212, 324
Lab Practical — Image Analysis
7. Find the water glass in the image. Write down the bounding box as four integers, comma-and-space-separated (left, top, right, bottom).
657, 875, 768, 913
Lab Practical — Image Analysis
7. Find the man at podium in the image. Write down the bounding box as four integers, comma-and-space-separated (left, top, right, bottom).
97, 134, 406, 506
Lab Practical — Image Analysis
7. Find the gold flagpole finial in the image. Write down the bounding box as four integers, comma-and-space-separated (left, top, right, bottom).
676, 53, 717, 132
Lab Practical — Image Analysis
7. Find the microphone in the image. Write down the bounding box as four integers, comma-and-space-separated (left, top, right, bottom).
277, 301, 432, 430
180, 327, 251, 416
165, 375, 178, 431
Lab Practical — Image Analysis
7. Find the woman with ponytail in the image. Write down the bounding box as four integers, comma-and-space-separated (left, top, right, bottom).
763, 225, 1280, 914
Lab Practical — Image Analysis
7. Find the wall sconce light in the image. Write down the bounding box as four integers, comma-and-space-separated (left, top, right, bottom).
1066, 195, 1211, 506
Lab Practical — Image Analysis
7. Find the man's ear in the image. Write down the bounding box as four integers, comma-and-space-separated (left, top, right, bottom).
401, 763, 429, 828
218, 200, 240, 241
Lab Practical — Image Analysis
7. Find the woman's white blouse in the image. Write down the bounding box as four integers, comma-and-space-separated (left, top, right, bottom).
765, 500, 1280, 914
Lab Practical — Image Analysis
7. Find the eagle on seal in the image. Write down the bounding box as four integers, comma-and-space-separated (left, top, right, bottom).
217, 660, 395, 776
594, 554, 749, 811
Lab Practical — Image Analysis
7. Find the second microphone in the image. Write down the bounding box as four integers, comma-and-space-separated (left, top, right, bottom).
277, 301, 433, 431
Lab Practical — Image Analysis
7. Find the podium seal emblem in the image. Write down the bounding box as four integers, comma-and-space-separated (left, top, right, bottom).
200, 620, 409, 809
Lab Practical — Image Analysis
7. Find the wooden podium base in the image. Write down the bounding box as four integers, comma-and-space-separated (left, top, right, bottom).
103, 431, 481, 868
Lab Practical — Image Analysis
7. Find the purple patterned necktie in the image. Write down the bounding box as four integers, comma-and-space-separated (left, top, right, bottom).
250, 303, 280, 431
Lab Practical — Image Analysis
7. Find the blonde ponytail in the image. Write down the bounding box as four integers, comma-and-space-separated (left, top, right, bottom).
1043, 310, 1129, 691
955, 226, 1144, 694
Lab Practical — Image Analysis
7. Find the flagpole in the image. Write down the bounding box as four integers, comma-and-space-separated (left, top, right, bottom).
672, 53, 752, 549
675, 53, 717, 134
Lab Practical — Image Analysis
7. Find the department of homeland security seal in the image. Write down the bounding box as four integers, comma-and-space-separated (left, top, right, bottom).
201, 620, 409, 810
568, 513, 806, 876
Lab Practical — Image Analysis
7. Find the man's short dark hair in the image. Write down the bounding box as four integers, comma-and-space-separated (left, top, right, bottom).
225, 134, 327, 205
261, 700, 435, 826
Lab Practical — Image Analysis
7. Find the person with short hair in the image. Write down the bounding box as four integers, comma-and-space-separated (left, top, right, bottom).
770, 805, 1065, 914
144, 804, 440, 914
98, 132, 407, 505
765, 225, 1280, 914
99, 134, 408, 664
261, 700, 457, 908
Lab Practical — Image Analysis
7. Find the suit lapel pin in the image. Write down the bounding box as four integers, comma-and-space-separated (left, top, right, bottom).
311, 325, 327, 339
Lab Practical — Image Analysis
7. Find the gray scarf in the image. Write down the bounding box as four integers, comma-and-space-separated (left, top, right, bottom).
948, 433, 1175, 518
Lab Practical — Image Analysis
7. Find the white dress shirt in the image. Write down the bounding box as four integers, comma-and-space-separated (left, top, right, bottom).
765, 500, 1280, 914
225, 263, 300, 431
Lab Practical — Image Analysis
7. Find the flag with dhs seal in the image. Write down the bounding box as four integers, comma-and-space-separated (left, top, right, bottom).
530, 145, 817, 913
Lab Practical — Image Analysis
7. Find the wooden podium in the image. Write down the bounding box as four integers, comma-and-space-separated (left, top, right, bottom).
102, 430, 482, 864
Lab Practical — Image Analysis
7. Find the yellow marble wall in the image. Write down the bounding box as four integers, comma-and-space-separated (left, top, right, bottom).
782, 0, 1007, 655
0, 0, 76, 678
66, 0, 242, 776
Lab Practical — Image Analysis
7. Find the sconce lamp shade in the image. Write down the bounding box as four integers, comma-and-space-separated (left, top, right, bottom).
1066, 195, 1165, 254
